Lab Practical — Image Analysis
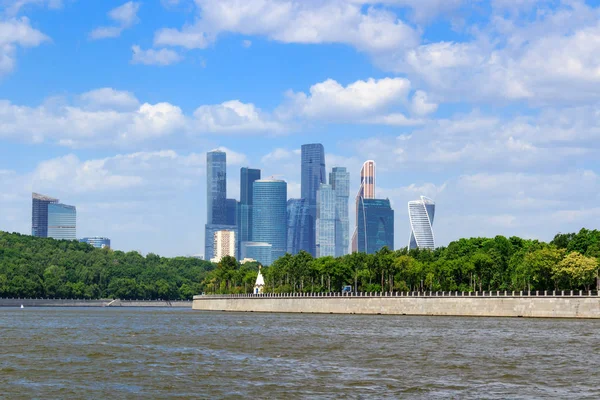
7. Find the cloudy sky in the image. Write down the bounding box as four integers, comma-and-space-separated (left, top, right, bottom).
1, 0, 599, 256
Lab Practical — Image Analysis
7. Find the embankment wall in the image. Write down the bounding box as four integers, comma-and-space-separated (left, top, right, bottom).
192, 294, 600, 318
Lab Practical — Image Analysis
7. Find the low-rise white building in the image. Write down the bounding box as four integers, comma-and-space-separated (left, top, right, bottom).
210, 230, 236, 263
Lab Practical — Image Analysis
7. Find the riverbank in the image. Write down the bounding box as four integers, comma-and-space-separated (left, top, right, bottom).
0, 298, 192, 308
193, 292, 600, 318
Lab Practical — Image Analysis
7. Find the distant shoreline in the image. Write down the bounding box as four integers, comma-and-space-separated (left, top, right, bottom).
0, 298, 192, 308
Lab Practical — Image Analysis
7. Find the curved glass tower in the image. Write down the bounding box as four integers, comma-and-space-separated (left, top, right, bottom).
408, 196, 435, 250
252, 179, 288, 262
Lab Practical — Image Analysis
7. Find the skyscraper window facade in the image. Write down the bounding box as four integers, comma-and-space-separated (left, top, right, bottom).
357, 198, 394, 254
205, 150, 236, 261
239, 167, 261, 258
316, 184, 336, 257
408, 196, 436, 250
211, 230, 236, 263
252, 179, 288, 262
287, 198, 311, 255
241, 242, 273, 267
329, 167, 350, 257
352, 161, 376, 252
301, 143, 325, 257
47, 203, 77, 240
32, 193, 76, 240
32, 192, 58, 238
206, 150, 227, 225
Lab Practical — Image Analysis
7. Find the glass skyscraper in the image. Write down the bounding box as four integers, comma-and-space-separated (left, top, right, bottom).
316, 184, 336, 257
301, 143, 326, 257
205, 150, 235, 260
357, 198, 394, 254
80, 237, 111, 249
408, 196, 435, 250
252, 179, 287, 262
238, 167, 261, 258
47, 203, 77, 240
352, 160, 376, 252
32, 193, 76, 240
32, 192, 58, 238
226, 198, 238, 226
241, 242, 273, 267
329, 167, 350, 257
206, 150, 227, 225
287, 198, 311, 255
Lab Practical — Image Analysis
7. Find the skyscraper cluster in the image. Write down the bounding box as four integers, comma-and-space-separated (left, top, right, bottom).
27, 146, 436, 259
206, 144, 410, 266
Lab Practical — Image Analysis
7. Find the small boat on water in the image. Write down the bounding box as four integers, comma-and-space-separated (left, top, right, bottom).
20, 304, 24, 309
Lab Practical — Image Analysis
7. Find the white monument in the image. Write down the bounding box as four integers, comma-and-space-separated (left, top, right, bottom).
254, 266, 265, 294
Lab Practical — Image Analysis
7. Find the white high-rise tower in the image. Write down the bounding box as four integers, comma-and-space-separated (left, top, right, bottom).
408, 196, 435, 250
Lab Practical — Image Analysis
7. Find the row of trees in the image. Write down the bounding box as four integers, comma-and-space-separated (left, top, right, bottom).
203, 229, 600, 294
1, 229, 599, 299
0, 232, 214, 299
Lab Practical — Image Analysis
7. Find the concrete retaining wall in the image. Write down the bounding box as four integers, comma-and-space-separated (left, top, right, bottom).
192, 295, 600, 318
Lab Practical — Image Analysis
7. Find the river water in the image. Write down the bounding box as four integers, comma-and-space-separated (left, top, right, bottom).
1, 308, 599, 399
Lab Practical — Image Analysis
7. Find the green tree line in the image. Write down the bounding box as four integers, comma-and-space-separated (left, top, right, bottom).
2, 229, 599, 299
0, 232, 214, 299
204, 229, 600, 294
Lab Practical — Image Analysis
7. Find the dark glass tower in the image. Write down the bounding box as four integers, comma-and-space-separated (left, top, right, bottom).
239, 167, 261, 255
357, 198, 394, 254
206, 150, 227, 225
205, 150, 235, 260
286, 198, 311, 255
32, 192, 58, 237
330, 167, 350, 257
300, 143, 326, 257
252, 179, 287, 262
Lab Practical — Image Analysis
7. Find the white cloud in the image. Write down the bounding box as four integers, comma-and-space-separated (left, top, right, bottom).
193, 100, 284, 133
131, 45, 183, 66
410, 90, 438, 116
0, 17, 49, 77
90, 1, 141, 40
79, 88, 140, 111
278, 77, 429, 125
242, 39, 252, 48
0, 88, 287, 147
154, 0, 419, 54
2, 0, 63, 16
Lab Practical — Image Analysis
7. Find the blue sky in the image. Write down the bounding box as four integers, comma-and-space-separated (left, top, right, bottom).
1, 0, 600, 257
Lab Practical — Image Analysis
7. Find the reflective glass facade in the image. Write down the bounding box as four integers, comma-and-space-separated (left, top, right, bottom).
408, 196, 435, 250
357, 199, 394, 254
47, 203, 77, 240
238, 167, 261, 259
206, 150, 228, 259
286, 198, 311, 255
301, 143, 325, 257
207, 151, 227, 225
252, 179, 287, 262
80, 237, 111, 248
352, 161, 376, 252
32, 193, 58, 237
330, 167, 350, 257
241, 242, 273, 266
316, 184, 336, 257
226, 198, 238, 226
